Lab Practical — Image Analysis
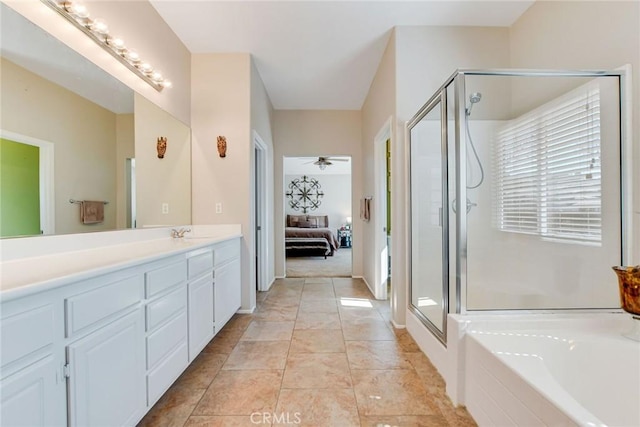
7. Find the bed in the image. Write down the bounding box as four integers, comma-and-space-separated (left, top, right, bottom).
285, 214, 340, 258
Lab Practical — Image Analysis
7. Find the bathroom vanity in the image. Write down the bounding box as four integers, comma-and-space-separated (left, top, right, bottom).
0, 226, 242, 426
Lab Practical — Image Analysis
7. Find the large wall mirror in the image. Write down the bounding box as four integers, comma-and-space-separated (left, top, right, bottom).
0, 3, 191, 238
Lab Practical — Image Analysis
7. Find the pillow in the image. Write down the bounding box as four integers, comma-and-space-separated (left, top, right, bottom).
298, 219, 318, 228
287, 214, 307, 227
307, 215, 328, 228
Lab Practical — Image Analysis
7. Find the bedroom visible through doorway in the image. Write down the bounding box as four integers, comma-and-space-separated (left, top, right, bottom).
283, 156, 352, 277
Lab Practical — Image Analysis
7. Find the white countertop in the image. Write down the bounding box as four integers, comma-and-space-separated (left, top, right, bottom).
0, 227, 241, 302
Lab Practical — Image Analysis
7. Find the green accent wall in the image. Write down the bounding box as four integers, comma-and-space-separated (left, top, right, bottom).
0, 138, 40, 237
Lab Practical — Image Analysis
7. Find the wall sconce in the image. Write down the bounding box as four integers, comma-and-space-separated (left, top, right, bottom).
157, 137, 167, 159
217, 136, 227, 158
41, 0, 172, 91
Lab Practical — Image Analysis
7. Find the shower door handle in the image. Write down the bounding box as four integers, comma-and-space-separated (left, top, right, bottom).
439, 207, 443, 227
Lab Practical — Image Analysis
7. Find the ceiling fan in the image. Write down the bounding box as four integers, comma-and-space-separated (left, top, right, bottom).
304, 156, 348, 170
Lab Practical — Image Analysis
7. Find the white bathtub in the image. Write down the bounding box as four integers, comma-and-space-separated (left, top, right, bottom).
460, 313, 640, 427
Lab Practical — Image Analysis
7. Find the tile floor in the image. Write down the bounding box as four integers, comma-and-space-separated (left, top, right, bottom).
138, 278, 477, 427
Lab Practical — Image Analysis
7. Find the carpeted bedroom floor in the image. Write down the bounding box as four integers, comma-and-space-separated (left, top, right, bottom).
286, 248, 352, 277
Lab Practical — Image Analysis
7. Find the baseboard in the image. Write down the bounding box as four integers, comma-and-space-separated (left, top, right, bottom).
391, 319, 406, 329
236, 306, 256, 314
275, 275, 286, 279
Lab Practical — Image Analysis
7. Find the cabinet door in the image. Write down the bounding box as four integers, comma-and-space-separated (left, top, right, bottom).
0, 356, 65, 427
214, 258, 241, 331
188, 273, 214, 359
67, 308, 145, 427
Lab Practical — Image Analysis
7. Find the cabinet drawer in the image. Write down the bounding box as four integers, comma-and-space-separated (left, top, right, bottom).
213, 238, 240, 267
1, 304, 54, 370
146, 285, 187, 332
66, 275, 143, 337
147, 340, 188, 406
187, 250, 213, 279
145, 260, 187, 298
146, 311, 187, 370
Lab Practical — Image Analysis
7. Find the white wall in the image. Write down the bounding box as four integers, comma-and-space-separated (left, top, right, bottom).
1, 58, 118, 234
273, 110, 363, 278
250, 58, 276, 289
284, 173, 352, 232
4, 0, 191, 125
509, 0, 640, 263
134, 93, 191, 228
115, 114, 134, 229
361, 30, 399, 317
191, 53, 255, 310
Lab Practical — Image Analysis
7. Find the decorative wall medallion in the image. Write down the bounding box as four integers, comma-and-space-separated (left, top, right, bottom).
217, 136, 227, 158
157, 136, 167, 159
286, 175, 324, 213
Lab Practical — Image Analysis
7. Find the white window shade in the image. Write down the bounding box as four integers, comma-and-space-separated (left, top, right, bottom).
494, 85, 601, 244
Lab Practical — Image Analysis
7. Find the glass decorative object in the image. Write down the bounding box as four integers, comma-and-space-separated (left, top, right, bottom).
612, 265, 640, 341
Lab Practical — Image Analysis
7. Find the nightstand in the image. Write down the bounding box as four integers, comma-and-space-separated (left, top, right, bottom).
338, 228, 352, 248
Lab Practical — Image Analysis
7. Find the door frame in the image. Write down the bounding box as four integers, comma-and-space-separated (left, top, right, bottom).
252, 131, 269, 292
373, 117, 392, 300
0, 129, 55, 235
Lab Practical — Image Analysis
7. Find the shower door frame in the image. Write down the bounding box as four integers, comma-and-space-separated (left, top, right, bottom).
408, 68, 631, 342
407, 88, 451, 344
454, 68, 631, 315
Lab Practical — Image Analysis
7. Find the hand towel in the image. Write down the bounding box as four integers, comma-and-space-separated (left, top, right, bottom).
81, 201, 104, 224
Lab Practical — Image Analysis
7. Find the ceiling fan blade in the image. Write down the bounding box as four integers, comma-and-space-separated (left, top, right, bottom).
328, 158, 348, 162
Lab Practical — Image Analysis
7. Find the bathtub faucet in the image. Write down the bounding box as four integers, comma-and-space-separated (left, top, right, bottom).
171, 227, 191, 238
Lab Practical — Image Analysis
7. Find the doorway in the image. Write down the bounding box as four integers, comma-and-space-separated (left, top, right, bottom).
374, 118, 392, 300
0, 130, 54, 236
253, 132, 268, 292
283, 156, 352, 277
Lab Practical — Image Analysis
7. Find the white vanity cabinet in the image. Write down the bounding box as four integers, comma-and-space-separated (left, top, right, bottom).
64, 269, 146, 427
0, 297, 66, 427
187, 249, 215, 358
214, 238, 242, 331
0, 235, 242, 427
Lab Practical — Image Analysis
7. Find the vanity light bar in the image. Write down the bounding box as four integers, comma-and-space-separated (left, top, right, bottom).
41, 0, 172, 91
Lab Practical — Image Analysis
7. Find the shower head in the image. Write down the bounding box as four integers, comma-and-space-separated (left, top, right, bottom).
466, 92, 482, 116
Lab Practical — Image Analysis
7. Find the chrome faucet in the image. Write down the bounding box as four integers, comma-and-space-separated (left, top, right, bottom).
171, 227, 191, 238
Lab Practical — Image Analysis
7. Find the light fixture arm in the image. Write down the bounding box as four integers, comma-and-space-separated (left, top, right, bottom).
41, 0, 171, 92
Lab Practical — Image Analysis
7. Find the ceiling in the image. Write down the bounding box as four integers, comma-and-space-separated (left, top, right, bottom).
151, 0, 534, 110
284, 156, 352, 175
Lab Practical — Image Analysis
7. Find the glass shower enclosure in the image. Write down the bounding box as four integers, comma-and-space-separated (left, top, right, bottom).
408, 69, 630, 343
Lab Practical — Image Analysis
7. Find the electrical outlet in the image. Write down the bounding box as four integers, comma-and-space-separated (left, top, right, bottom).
215, 203, 222, 214
162, 203, 169, 214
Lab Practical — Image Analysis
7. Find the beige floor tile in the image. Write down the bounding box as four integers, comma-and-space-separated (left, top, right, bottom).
253, 307, 299, 321
184, 415, 269, 427
298, 298, 338, 313
193, 370, 282, 416
405, 352, 446, 395
303, 278, 333, 284
174, 352, 228, 389
240, 321, 295, 341
346, 340, 413, 370
341, 319, 396, 341
351, 369, 438, 416
138, 384, 206, 427
265, 288, 303, 299
223, 341, 290, 370
221, 315, 255, 332
333, 286, 374, 299
258, 297, 300, 309
332, 277, 366, 287
289, 329, 345, 353
281, 353, 352, 389
203, 329, 245, 354
359, 415, 450, 427
393, 328, 422, 352
294, 312, 341, 330
274, 389, 360, 427
303, 283, 335, 294
339, 306, 384, 321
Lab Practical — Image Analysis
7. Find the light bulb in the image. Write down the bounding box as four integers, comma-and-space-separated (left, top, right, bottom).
89, 19, 109, 35
125, 50, 140, 63
138, 63, 152, 73
319, 163, 326, 171
66, 2, 89, 19
160, 80, 172, 89
151, 71, 163, 82
108, 37, 126, 51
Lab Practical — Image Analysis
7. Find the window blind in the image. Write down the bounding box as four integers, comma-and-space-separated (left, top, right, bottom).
494, 85, 601, 244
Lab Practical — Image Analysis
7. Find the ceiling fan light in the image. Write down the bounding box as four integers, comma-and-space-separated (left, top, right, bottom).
319, 163, 326, 171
